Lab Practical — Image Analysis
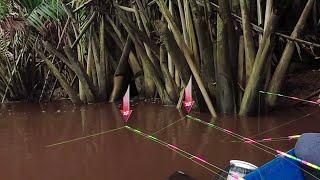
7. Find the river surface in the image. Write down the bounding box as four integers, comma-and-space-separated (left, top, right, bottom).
0, 101, 319, 180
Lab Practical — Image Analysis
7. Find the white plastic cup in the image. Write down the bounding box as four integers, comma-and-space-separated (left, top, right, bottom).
227, 160, 258, 180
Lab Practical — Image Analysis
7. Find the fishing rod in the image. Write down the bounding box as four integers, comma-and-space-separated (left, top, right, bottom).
259, 91, 320, 105
186, 115, 320, 179
228, 135, 301, 143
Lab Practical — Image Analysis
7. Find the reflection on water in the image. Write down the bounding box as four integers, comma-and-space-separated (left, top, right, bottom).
0, 101, 319, 180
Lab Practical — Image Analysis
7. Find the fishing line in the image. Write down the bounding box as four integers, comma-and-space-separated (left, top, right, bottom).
222, 91, 320, 175
46, 126, 125, 148
259, 91, 320, 105
256, 91, 320, 138
252, 108, 319, 138
229, 135, 301, 143
230, 138, 294, 143
187, 115, 276, 156
151, 116, 187, 135
187, 116, 279, 154
187, 116, 320, 179
187, 115, 317, 166
125, 126, 244, 180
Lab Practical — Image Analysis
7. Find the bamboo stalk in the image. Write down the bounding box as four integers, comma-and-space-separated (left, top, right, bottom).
216, 14, 236, 113
43, 41, 73, 68
239, 0, 256, 80
39, 17, 71, 102
133, 5, 162, 82
238, 36, 245, 104
109, 37, 132, 102
77, 39, 86, 102
213, 0, 238, 113
217, 0, 238, 80
106, 21, 144, 95
73, 0, 94, 13
157, 0, 217, 117
118, 10, 170, 102
64, 46, 96, 103
160, 45, 178, 102
158, 21, 191, 85
264, 0, 273, 31
168, 0, 174, 78
136, 0, 151, 36
116, 7, 160, 59
176, 87, 185, 109
239, 12, 280, 116
189, 0, 215, 98
177, 0, 189, 44
71, 12, 97, 48
130, 6, 157, 97
184, 0, 200, 68
267, 0, 315, 107
256, 0, 263, 42
90, 45, 98, 88
39, 52, 81, 104
175, 68, 181, 88
99, 16, 108, 100
106, 15, 124, 44
86, 35, 98, 90
86, 32, 93, 78
199, 1, 320, 48
91, 30, 105, 100
1, 44, 27, 103
136, 41, 171, 103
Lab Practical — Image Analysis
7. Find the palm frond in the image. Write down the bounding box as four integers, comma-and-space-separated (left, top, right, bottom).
0, 1, 9, 20
15, 0, 42, 12
26, 0, 66, 31
0, 31, 14, 67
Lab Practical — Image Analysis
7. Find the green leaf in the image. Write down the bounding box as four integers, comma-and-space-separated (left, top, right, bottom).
26, 1, 66, 31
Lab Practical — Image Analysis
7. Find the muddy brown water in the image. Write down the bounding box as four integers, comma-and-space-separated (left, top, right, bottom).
0, 101, 319, 180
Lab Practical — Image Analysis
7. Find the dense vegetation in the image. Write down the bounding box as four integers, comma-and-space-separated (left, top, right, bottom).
0, 0, 319, 116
